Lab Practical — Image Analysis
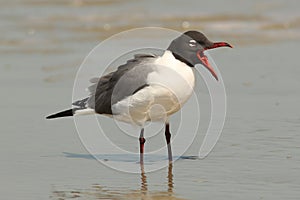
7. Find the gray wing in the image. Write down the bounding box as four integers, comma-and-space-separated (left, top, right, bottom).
87, 54, 157, 115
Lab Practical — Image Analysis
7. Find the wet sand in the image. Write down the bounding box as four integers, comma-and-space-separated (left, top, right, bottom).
1, 0, 300, 199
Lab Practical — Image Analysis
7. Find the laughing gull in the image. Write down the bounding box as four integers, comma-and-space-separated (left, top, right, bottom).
46, 31, 232, 163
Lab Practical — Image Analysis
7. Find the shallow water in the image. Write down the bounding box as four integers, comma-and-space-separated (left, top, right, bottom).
1, 0, 300, 199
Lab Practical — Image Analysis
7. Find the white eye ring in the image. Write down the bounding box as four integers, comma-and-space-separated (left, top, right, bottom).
189, 39, 197, 47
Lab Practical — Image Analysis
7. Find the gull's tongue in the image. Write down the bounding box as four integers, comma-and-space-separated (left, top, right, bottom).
197, 50, 219, 81
201, 55, 210, 67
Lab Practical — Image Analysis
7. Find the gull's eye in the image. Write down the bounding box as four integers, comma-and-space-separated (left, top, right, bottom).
189, 39, 197, 47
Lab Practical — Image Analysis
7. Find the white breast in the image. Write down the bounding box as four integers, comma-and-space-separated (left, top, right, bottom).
111, 51, 195, 126
148, 50, 195, 105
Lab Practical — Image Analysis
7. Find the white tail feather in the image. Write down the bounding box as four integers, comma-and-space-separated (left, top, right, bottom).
74, 108, 95, 116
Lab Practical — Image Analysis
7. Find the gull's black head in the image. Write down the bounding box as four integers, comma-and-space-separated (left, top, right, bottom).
167, 30, 233, 81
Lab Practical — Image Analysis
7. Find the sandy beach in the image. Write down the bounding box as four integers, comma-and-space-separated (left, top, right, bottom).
1, 0, 300, 199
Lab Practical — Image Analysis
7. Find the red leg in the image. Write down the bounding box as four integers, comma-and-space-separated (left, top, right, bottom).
139, 128, 146, 164
165, 123, 173, 162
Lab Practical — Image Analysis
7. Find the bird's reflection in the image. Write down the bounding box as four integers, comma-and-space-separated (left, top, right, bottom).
140, 164, 148, 194
52, 163, 184, 200
139, 162, 175, 199
167, 163, 173, 194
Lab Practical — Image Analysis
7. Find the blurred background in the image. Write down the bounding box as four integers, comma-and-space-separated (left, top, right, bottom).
1, 0, 300, 199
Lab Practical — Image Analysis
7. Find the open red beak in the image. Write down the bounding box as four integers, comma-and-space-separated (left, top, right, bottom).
196, 42, 233, 81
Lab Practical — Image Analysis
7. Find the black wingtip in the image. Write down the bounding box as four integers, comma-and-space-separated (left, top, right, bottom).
46, 109, 73, 119
46, 114, 57, 119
